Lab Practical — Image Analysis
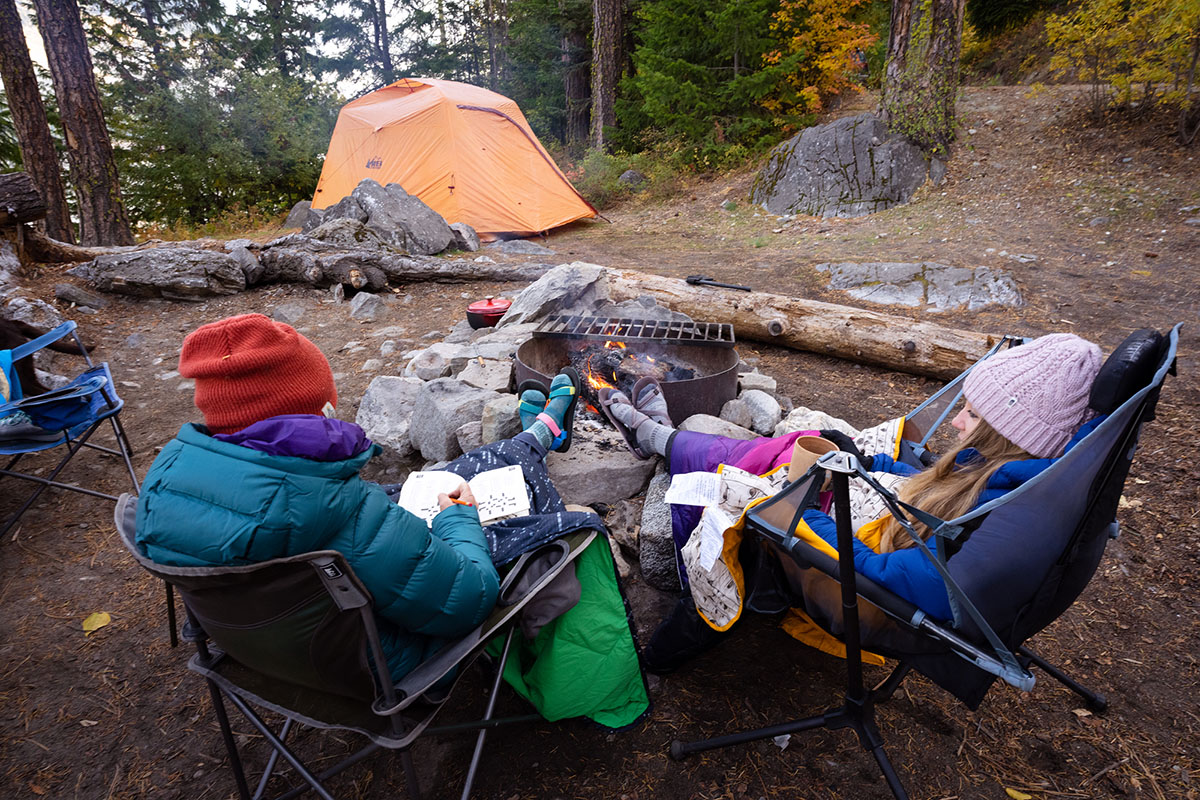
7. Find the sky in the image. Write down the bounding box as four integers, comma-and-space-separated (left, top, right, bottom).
19, 6, 48, 70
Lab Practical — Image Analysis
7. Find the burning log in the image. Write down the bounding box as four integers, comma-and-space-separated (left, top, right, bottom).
604, 269, 1000, 381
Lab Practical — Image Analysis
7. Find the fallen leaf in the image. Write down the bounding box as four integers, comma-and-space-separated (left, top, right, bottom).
1131, 269, 1151, 276
82, 612, 111, 636
1072, 708, 1093, 717
30, 785, 45, 796
80, 719, 99, 727
1005, 789, 1033, 800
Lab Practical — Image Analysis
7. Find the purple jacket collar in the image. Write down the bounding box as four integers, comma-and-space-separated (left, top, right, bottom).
213, 415, 373, 462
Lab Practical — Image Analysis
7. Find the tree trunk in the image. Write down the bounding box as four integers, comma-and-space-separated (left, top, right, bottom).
563, 28, 590, 151
0, 172, 46, 225
604, 269, 998, 380
32, 0, 135, 246
879, 0, 966, 154
0, 0, 75, 243
590, 0, 621, 150
377, 0, 394, 84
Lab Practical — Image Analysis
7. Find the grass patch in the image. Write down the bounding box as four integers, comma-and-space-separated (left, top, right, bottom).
139, 204, 291, 241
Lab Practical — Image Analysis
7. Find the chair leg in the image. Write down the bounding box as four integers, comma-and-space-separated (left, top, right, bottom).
460, 628, 516, 800
206, 679, 253, 800
222, 691, 340, 800
108, 415, 140, 493
1018, 646, 1108, 712
166, 582, 179, 648
401, 750, 422, 800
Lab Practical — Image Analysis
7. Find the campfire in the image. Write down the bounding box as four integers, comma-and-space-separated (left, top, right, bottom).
514, 315, 740, 423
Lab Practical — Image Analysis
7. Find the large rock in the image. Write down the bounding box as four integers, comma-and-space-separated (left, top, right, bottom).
740, 389, 782, 434
775, 406, 858, 437
229, 245, 265, 286
449, 222, 481, 252
480, 394, 521, 443
409, 379, 500, 461
546, 422, 657, 506
678, 413, 757, 440
493, 239, 554, 256
0, 239, 20, 291
308, 218, 395, 252
638, 467, 680, 591
406, 341, 479, 380
346, 179, 454, 255
751, 112, 930, 218
496, 262, 608, 327
815, 261, 1022, 312
457, 358, 512, 392
54, 283, 108, 309
283, 200, 312, 229
71, 248, 245, 299
356, 376, 423, 457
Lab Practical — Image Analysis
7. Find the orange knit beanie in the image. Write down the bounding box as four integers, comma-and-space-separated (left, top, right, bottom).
179, 314, 337, 435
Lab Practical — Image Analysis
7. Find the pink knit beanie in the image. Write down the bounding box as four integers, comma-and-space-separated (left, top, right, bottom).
963, 333, 1103, 458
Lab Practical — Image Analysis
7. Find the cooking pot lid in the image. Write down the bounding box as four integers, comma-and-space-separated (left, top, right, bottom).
467, 296, 511, 313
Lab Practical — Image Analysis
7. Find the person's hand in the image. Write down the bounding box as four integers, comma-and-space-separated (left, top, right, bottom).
819, 429, 873, 471
437, 482, 476, 511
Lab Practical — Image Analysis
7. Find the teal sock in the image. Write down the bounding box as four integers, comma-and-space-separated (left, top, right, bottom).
519, 389, 546, 430
527, 373, 575, 450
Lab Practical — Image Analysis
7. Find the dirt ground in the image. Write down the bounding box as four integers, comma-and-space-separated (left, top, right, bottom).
2, 84, 1198, 800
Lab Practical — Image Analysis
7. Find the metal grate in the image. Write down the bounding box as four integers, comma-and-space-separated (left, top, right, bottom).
532, 315, 735, 347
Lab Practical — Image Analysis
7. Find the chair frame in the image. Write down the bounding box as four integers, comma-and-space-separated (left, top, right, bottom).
670, 326, 1179, 800
115, 493, 594, 800
1, 321, 139, 535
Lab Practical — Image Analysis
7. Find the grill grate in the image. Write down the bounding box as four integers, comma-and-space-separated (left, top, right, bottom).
532, 315, 735, 347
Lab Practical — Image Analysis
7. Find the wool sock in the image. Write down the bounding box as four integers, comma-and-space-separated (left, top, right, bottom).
518, 389, 546, 430
526, 373, 575, 450
606, 395, 675, 457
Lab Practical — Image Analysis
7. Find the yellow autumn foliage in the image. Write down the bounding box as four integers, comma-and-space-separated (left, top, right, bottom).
763, 0, 878, 115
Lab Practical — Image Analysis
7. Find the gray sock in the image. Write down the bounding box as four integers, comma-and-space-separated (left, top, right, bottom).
635, 420, 674, 457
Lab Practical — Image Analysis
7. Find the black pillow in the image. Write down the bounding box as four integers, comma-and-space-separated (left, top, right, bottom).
1088, 328, 1164, 414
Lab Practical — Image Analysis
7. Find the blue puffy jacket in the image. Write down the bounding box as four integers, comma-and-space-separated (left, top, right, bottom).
135, 420, 500, 681
802, 417, 1103, 619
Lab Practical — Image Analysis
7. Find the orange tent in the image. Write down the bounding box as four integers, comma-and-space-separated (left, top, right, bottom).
312, 78, 596, 239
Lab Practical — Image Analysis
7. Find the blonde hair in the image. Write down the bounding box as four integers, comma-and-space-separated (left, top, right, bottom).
877, 420, 1033, 553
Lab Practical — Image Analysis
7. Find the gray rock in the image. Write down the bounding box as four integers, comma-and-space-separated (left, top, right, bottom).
493, 239, 554, 256
1089, 216, 1110, 227
608, 538, 635, 581
360, 358, 383, 372
456, 420, 484, 453
751, 112, 930, 218
272, 302, 307, 325
457, 358, 512, 392
330, 283, 345, 303
638, 467, 680, 591
307, 218, 394, 252
815, 261, 1022, 312
618, 169, 647, 188
605, 498, 642, 558
449, 222, 481, 252
546, 423, 657, 506
0, 239, 19, 291
409, 379, 500, 461
318, 195, 366, 228
338, 179, 453, 255
738, 371, 777, 394
592, 295, 692, 324
350, 291, 382, 322
380, 339, 397, 356
741, 389, 782, 434
54, 283, 109, 309
719, 398, 754, 429
497, 262, 608, 327
775, 406, 857, 437
1184, 218, 1200, 226
406, 341, 479, 380
3, 296, 65, 329
72, 248, 245, 300
123, 333, 147, 349
283, 200, 312, 229
679, 413, 757, 440
229, 246, 265, 286
929, 157, 947, 187
480, 394, 521, 444
356, 375, 423, 457
224, 238, 253, 252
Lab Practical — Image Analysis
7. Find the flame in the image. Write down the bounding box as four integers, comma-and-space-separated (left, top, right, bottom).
583, 353, 618, 392
604, 340, 627, 350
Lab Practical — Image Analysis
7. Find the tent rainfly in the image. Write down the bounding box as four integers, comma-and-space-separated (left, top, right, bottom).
312, 78, 597, 240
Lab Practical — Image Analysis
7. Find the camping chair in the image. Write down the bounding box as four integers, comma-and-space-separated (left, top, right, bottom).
114, 493, 597, 800
669, 325, 1180, 800
0, 320, 139, 536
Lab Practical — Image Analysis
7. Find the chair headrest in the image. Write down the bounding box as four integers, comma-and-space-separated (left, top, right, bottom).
1089, 328, 1165, 415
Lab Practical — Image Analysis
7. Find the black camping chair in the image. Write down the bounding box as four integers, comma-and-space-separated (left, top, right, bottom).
0, 320, 139, 535
669, 325, 1180, 799
115, 493, 598, 800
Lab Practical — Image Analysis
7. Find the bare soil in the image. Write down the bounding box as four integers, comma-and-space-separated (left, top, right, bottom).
2, 85, 1198, 800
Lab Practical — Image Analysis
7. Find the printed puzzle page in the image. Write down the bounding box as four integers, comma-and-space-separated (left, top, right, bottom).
397, 464, 528, 526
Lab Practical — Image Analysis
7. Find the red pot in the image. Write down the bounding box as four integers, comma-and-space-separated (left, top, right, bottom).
466, 296, 511, 329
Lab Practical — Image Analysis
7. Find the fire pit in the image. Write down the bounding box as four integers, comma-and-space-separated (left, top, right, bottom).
514, 315, 740, 422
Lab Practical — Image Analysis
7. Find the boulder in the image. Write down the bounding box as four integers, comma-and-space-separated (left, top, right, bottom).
350, 291, 382, 322
456, 420, 484, 453
0, 239, 19, 291
457, 358, 512, 392
356, 375, 423, 457
741, 389, 782, 434
406, 341, 479, 380
679, 413, 757, 440
449, 222, 481, 252
307, 218, 395, 252
2, 296, 63, 329
638, 467, 680, 591
229, 245, 265, 286
54, 283, 109, 310
546, 422, 657, 506
408, 379, 500, 461
283, 200, 312, 229
318, 195, 366, 228
497, 262, 608, 327
493, 239, 554, 256
618, 169, 647, 188
70, 248, 245, 299
751, 112, 930, 218
480, 394, 521, 443
340, 179, 453, 255
738, 370, 777, 394
719, 398, 754, 430
775, 406, 858, 437
271, 302, 307, 325
815, 261, 1022, 312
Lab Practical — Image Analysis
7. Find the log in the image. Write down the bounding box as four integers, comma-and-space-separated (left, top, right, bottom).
604, 268, 1000, 380
0, 172, 46, 226
22, 225, 136, 263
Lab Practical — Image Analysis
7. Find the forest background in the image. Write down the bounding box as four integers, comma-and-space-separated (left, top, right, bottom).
0, 0, 1197, 238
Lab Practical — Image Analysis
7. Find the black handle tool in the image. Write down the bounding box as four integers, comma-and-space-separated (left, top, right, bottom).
685, 275, 752, 291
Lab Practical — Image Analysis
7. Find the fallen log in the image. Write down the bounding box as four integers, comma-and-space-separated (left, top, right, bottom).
22, 226, 136, 263
0, 172, 46, 226
605, 268, 1000, 380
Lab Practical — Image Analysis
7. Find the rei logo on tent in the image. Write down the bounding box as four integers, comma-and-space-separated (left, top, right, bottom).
365, 156, 383, 169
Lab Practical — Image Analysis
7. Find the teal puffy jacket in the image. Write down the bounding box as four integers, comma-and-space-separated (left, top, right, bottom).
135, 423, 500, 681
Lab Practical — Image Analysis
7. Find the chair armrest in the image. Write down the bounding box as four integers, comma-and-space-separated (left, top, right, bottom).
11, 321, 77, 361
4, 374, 107, 409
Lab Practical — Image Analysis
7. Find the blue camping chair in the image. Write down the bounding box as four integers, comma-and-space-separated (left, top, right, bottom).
670, 325, 1180, 799
0, 321, 140, 534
